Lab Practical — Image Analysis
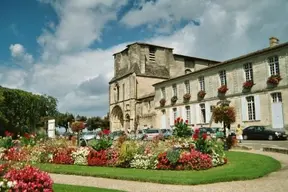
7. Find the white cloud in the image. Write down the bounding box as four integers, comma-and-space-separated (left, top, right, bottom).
2, 0, 288, 117
9, 44, 34, 64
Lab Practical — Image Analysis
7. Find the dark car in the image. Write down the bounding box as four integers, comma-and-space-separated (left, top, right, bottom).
242, 126, 287, 141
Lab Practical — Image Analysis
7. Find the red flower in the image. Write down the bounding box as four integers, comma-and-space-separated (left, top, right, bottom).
177, 117, 181, 122
5, 131, 13, 137
185, 120, 188, 124
202, 133, 208, 140
24, 133, 30, 139
102, 129, 110, 135
218, 85, 228, 94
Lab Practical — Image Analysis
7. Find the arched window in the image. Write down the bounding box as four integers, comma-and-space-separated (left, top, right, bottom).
114, 83, 120, 102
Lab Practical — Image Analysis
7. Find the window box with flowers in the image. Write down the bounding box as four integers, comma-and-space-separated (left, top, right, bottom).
242, 80, 255, 91
183, 93, 191, 103
171, 96, 178, 105
267, 75, 282, 87
159, 98, 166, 107
218, 85, 228, 94
197, 90, 206, 100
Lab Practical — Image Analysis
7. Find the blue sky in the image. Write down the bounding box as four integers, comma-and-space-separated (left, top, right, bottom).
0, 0, 288, 117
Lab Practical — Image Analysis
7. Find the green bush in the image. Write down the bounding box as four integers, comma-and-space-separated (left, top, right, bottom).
0, 136, 14, 149
89, 137, 113, 151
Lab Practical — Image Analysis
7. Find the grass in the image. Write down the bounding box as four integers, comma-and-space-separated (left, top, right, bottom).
53, 184, 125, 192
37, 151, 281, 185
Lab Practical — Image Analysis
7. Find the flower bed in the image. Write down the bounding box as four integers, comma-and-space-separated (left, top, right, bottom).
0, 128, 227, 171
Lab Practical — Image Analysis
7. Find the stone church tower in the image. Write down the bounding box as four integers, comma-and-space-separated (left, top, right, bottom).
109, 42, 217, 132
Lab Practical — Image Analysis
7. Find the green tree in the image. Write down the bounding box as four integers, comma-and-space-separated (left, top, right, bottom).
56, 112, 75, 132
86, 116, 103, 130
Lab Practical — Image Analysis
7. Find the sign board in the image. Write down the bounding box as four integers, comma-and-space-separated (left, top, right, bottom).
48, 119, 56, 138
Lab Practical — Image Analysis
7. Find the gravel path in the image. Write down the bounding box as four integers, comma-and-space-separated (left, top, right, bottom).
50, 150, 288, 192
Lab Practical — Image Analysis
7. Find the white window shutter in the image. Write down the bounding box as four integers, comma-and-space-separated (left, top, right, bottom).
205, 102, 211, 124
169, 108, 174, 126
190, 104, 196, 124
255, 95, 261, 120
195, 104, 201, 124
241, 97, 248, 121
181, 106, 186, 121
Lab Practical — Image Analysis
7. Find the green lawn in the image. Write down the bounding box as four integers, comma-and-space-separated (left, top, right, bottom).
37, 151, 281, 185
53, 184, 125, 192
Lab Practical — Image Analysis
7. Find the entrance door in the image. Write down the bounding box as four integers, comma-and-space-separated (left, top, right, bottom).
161, 111, 166, 129
271, 93, 284, 129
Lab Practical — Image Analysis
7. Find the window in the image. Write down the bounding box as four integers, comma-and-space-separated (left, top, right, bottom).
200, 103, 206, 123
173, 108, 177, 120
161, 87, 166, 98
268, 56, 280, 75
184, 80, 190, 94
185, 106, 191, 124
246, 96, 256, 121
116, 86, 120, 102
219, 70, 227, 86
198, 76, 205, 91
243, 63, 253, 81
125, 104, 130, 111
271, 92, 282, 103
148, 101, 151, 111
122, 83, 125, 100
172, 84, 177, 97
149, 46, 156, 62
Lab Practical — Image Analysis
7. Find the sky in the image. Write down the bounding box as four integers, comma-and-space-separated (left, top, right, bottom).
0, 0, 288, 117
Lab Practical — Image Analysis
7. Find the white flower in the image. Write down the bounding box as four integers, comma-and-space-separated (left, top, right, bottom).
0, 181, 4, 187
7, 181, 13, 188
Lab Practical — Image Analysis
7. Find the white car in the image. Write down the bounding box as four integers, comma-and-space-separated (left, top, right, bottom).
143, 129, 164, 141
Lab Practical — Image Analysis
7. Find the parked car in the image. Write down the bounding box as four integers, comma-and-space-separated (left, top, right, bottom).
192, 127, 216, 138
109, 130, 126, 141
242, 126, 287, 140
160, 128, 173, 139
79, 131, 98, 146
143, 129, 164, 141
128, 129, 146, 140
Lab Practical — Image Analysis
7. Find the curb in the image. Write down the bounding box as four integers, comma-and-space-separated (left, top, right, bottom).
262, 147, 288, 155
232, 145, 253, 150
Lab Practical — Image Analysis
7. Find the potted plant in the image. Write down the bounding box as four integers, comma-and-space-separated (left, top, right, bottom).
183, 93, 191, 103
159, 98, 166, 107
242, 80, 255, 90
197, 90, 206, 100
171, 96, 178, 104
218, 85, 228, 94
267, 75, 282, 86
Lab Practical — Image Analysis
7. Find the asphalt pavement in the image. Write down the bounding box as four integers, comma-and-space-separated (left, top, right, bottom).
239, 140, 288, 150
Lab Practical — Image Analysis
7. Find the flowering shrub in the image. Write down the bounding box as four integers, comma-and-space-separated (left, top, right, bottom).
4, 147, 28, 162
71, 147, 90, 165
267, 75, 282, 86
173, 117, 191, 138
106, 148, 120, 167
183, 93, 191, 102
0, 132, 14, 149
218, 85, 228, 94
159, 98, 166, 107
53, 148, 74, 164
130, 154, 158, 169
87, 150, 107, 166
197, 90, 206, 99
178, 149, 212, 170
242, 80, 255, 89
4, 165, 53, 192
19, 133, 37, 147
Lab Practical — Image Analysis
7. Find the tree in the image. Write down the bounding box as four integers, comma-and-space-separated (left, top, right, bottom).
86, 116, 103, 130
213, 105, 236, 139
0, 86, 59, 135
56, 113, 75, 132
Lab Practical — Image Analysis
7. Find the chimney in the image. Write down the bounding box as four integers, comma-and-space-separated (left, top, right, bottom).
269, 37, 279, 47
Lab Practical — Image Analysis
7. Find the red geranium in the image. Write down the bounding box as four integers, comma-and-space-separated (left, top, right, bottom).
102, 129, 111, 135
218, 85, 228, 94
5, 131, 13, 137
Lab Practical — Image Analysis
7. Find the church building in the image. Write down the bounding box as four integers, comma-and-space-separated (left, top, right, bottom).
109, 37, 288, 132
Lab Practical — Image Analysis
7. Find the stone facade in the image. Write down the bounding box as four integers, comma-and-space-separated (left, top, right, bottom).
109, 37, 288, 132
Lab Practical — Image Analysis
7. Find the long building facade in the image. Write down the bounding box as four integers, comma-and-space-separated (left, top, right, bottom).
109, 37, 288, 132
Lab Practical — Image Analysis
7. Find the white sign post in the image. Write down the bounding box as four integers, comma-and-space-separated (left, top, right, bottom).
48, 119, 56, 138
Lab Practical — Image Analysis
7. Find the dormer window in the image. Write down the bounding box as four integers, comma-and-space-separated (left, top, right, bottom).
149, 46, 156, 62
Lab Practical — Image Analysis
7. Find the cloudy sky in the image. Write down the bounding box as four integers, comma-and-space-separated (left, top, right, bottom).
1, 0, 288, 117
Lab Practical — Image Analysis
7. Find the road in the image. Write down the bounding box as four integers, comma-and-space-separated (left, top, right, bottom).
239, 140, 288, 150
